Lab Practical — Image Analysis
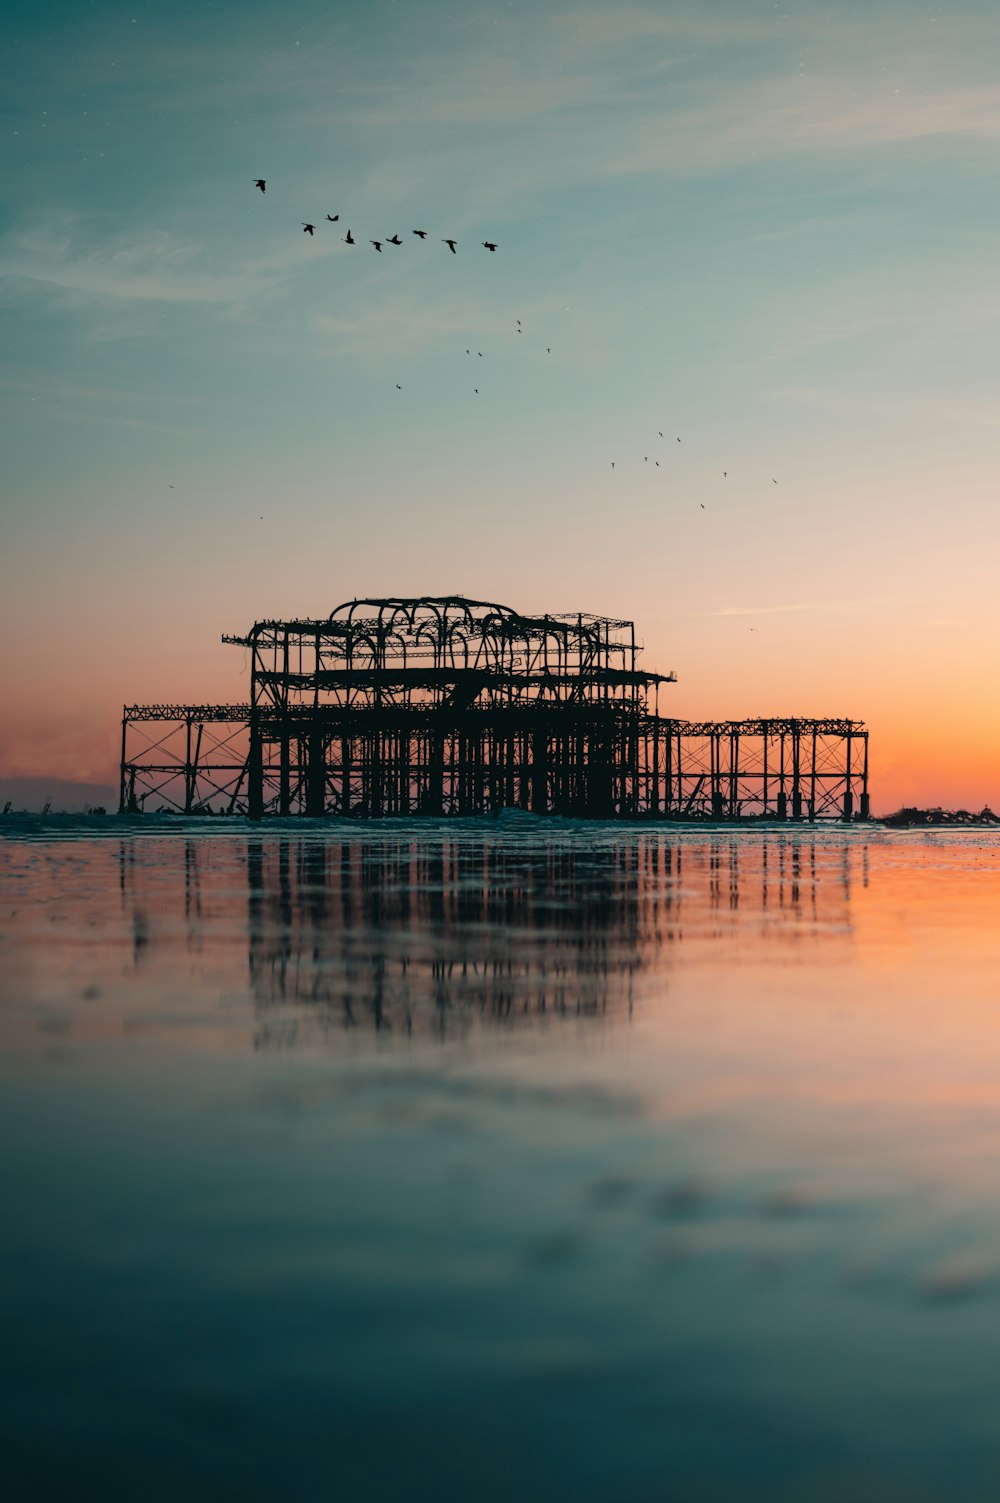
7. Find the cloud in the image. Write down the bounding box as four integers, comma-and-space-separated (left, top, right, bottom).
0, 223, 284, 307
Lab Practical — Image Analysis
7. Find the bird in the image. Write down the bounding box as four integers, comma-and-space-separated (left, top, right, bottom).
482, 241, 498, 251
723, 471, 727, 478
474, 388, 479, 394
700, 503, 705, 509
477, 351, 482, 357
370, 240, 382, 252
644, 456, 648, 462
396, 384, 402, 390
658, 431, 663, 437
387, 234, 402, 246
343, 230, 355, 245
443, 239, 457, 253
655, 461, 660, 467
676, 437, 681, 443
412, 230, 428, 239
546, 348, 551, 354
611, 462, 615, 469
466, 349, 471, 355
168, 484, 174, 489
253, 179, 266, 193
772, 478, 777, 484
302, 223, 315, 235
326, 213, 339, 222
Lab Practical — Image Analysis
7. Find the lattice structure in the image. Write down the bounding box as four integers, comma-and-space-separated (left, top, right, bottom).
120, 596, 870, 819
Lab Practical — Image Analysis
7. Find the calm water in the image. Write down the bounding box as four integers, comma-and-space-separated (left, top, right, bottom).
4, 818, 1000, 1500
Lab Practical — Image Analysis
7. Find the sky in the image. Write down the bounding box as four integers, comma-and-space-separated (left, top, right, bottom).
3, 0, 1000, 811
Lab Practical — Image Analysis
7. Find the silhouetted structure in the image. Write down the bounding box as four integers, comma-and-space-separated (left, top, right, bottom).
120, 596, 870, 820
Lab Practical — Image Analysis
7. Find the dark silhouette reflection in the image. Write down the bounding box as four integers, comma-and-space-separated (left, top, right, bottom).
246, 838, 643, 1047
239, 834, 857, 1049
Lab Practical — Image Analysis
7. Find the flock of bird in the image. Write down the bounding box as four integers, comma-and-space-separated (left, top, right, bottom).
251, 178, 780, 506
253, 179, 497, 253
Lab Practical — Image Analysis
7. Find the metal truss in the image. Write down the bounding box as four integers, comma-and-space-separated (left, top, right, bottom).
121, 597, 869, 820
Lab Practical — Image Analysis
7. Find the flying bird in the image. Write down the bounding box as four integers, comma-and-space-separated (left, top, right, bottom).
413, 230, 428, 238
723, 472, 727, 478
253, 179, 265, 193
611, 462, 615, 469
370, 240, 382, 252
474, 388, 479, 394
343, 230, 355, 244
302, 223, 315, 235
443, 239, 457, 253
772, 478, 777, 484
676, 437, 681, 442
700, 503, 705, 509
546, 348, 551, 354
478, 351, 482, 357
482, 241, 498, 251
387, 234, 402, 246
326, 214, 339, 222
658, 431, 663, 437
396, 384, 402, 390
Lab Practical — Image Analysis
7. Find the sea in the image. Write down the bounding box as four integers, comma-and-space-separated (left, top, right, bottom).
3, 814, 1000, 1501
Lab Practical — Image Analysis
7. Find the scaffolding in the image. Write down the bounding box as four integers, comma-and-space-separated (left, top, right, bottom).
120, 596, 870, 820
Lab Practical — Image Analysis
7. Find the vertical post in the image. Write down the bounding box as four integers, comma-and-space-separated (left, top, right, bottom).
791, 725, 802, 820
860, 731, 870, 819
809, 726, 817, 822
777, 731, 787, 820
184, 715, 194, 813
531, 726, 548, 814
119, 713, 129, 813
843, 728, 854, 820
248, 713, 264, 822
306, 726, 326, 816
762, 723, 769, 818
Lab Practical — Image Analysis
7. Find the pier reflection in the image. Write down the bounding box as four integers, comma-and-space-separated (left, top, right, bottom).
236, 834, 858, 1049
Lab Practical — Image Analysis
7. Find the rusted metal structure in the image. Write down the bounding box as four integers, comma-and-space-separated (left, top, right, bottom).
120, 595, 870, 820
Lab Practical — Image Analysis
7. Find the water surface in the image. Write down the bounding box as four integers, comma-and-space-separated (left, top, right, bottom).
3, 819, 1000, 1500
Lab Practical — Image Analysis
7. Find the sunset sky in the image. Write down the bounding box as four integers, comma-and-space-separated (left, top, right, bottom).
4, 0, 1000, 811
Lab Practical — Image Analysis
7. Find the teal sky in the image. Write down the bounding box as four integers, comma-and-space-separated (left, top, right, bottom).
4, 0, 1000, 806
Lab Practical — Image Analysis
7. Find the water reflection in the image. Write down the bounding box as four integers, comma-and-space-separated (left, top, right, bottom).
7, 826, 1000, 1502
99, 832, 863, 1049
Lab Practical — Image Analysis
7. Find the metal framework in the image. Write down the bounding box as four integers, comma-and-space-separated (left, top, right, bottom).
120, 596, 870, 820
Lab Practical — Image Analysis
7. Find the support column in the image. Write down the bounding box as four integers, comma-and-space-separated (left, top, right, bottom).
306, 728, 326, 816
248, 716, 264, 822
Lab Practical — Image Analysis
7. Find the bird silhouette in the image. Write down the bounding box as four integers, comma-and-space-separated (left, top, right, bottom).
326, 213, 339, 222
644, 457, 648, 462
474, 388, 478, 394
253, 179, 266, 193
772, 478, 777, 484
482, 241, 498, 251
655, 461, 660, 466
723, 472, 727, 478
370, 240, 382, 252
466, 349, 471, 355
396, 384, 402, 390
676, 437, 681, 442
478, 351, 482, 357
658, 431, 663, 437
443, 239, 457, 253
413, 230, 428, 238
700, 503, 705, 509
302, 223, 315, 235
343, 230, 355, 244
386, 234, 402, 246
546, 348, 551, 353
611, 462, 615, 469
